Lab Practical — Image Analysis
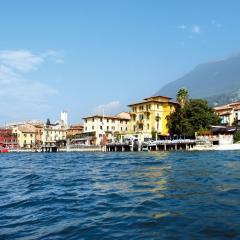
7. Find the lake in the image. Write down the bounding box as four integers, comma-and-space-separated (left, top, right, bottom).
0, 151, 240, 239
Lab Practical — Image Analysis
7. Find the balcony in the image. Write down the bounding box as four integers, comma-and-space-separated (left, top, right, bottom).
136, 120, 144, 125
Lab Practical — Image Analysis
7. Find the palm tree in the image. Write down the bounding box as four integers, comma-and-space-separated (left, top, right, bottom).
176, 88, 189, 108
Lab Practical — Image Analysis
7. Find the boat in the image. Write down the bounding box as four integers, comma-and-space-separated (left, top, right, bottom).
0, 147, 9, 153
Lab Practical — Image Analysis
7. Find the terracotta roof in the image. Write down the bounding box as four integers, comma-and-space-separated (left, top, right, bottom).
128, 99, 178, 107
214, 105, 231, 111
229, 101, 240, 106
143, 95, 172, 100
18, 126, 35, 133
82, 115, 130, 121
215, 101, 240, 111
68, 124, 83, 128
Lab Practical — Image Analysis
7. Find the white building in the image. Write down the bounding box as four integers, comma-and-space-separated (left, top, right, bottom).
82, 112, 130, 145
42, 112, 68, 147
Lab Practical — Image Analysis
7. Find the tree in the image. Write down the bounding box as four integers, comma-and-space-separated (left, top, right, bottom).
233, 131, 240, 143
114, 132, 121, 142
46, 118, 51, 125
176, 88, 189, 108
167, 97, 221, 138
151, 128, 157, 140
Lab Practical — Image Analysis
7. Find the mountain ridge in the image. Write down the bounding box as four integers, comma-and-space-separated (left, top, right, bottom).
156, 54, 240, 105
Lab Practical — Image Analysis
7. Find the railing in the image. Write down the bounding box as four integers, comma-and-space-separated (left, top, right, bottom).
143, 139, 195, 146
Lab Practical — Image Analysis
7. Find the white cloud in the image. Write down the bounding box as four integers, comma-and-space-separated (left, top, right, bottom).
192, 25, 201, 34
0, 50, 43, 72
0, 49, 62, 121
93, 101, 122, 115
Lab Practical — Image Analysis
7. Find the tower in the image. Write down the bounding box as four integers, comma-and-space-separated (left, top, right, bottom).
60, 111, 68, 126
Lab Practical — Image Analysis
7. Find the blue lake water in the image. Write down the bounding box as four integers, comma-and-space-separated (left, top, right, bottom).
0, 151, 240, 240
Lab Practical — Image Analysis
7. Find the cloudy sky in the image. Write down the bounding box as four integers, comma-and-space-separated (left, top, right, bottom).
1, 0, 240, 124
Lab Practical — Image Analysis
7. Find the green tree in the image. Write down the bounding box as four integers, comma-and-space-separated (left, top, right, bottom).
233, 131, 240, 143
114, 131, 121, 142
176, 88, 189, 108
151, 128, 157, 140
167, 97, 220, 138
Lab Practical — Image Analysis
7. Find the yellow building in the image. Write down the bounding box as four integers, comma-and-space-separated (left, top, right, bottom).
126, 95, 178, 142
16, 124, 36, 149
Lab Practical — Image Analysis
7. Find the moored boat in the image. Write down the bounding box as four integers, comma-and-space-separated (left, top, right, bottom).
0, 147, 9, 153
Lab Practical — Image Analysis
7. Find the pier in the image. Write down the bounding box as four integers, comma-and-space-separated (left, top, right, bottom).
106, 140, 195, 152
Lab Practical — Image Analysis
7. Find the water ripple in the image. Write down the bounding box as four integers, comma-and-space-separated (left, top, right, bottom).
0, 151, 240, 239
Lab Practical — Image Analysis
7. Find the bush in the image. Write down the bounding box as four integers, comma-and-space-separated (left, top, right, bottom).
233, 131, 240, 143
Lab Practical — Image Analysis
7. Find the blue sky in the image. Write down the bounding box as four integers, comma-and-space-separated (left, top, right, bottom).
1, 0, 240, 124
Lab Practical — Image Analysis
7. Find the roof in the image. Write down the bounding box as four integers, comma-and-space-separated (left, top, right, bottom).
143, 95, 172, 101
128, 99, 178, 107
214, 101, 240, 111
18, 126, 35, 133
82, 115, 130, 120
68, 124, 84, 129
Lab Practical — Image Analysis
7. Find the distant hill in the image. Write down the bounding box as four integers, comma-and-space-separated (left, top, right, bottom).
156, 54, 240, 106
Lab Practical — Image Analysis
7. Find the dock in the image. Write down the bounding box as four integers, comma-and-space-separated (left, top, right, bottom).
106, 140, 196, 152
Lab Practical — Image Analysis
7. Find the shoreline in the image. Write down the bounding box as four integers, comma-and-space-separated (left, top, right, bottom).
4, 143, 240, 153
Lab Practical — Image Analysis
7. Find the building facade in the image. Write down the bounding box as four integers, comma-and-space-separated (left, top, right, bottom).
0, 128, 18, 148
126, 95, 178, 142
67, 124, 84, 140
214, 102, 240, 126
81, 112, 130, 145
42, 123, 67, 148
16, 124, 36, 149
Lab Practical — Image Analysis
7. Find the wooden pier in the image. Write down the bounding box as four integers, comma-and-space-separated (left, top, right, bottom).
106, 140, 195, 152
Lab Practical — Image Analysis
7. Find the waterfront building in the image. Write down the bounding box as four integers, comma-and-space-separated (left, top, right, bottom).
0, 128, 18, 148
42, 122, 67, 148
8, 121, 44, 149
67, 124, 84, 140
125, 95, 178, 142
33, 123, 44, 148
15, 124, 36, 149
81, 112, 130, 146
214, 102, 240, 126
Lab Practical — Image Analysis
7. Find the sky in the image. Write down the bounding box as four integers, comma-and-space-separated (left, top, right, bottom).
1, 0, 240, 124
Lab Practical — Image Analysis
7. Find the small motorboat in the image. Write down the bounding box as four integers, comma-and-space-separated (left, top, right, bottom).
0, 147, 9, 153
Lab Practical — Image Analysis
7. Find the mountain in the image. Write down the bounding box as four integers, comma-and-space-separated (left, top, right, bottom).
156, 54, 240, 106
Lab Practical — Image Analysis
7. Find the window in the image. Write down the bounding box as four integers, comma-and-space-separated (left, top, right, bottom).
121, 127, 123, 131
24, 134, 27, 137
99, 134, 102, 137
85, 127, 87, 131
126, 127, 128, 131
92, 118, 94, 122
107, 126, 109, 130
112, 126, 115, 130
100, 126, 103, 130
92, 126, 94, 130
30, 134, 33, 137
85, 119, 87, 123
